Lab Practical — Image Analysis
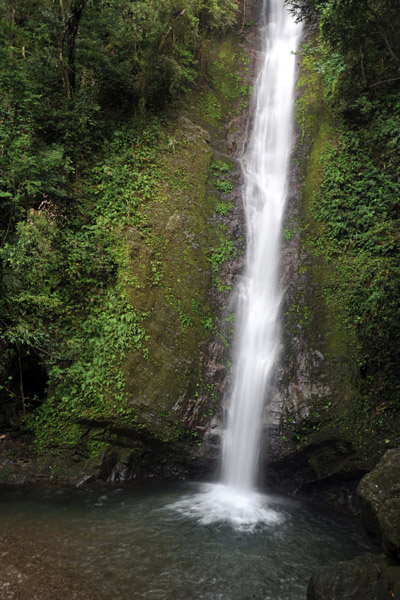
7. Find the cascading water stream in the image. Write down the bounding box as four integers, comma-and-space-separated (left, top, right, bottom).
222, 0, 302, 493
170, 0, 302, 528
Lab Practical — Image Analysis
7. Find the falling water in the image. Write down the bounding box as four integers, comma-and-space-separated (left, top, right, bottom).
170, 0, 302, 527
222, 0, 302, 492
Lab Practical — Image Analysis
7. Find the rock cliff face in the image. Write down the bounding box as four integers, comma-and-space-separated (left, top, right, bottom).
0, 1, 260, 484
101, 12, 377, 491
97, 6, 264, 482
250, 37, 398, 504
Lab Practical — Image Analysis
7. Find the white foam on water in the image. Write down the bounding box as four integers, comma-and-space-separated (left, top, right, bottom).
167, 483, 282, 532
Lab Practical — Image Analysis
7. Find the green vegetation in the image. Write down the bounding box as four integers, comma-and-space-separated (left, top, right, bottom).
285, 0, 400, 453
212, 160, 234, 215
209, 237, 237, 271
0, 0, 247, 462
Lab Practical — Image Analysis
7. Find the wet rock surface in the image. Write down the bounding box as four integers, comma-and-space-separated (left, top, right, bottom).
307, 553, 400, 600
356, 449, 400, 560
307, 449, 400, 599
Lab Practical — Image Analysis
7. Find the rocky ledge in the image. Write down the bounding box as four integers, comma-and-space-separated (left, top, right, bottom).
307, 449, 400, 600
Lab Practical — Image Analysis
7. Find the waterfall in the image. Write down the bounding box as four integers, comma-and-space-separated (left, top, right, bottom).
170, 0, 302, 528
222, 0, 302, 492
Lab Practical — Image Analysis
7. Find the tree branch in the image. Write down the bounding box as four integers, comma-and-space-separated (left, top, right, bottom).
369, 76, 400, 88
159, 9, 186, 51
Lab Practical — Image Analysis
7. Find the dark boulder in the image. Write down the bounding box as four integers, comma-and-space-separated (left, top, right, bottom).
307, 448, 400, 599
356, 449, 400, 560
307, 553, 400, 600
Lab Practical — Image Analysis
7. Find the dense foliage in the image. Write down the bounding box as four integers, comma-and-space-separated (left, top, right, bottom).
287, 0, 400, 101
0, 0, 241, 452
0, 0, 238, 241
287, 0, 400, 439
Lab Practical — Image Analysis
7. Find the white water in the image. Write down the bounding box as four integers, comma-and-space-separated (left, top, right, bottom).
170, 0, 302, 528
222, 0, 302, 492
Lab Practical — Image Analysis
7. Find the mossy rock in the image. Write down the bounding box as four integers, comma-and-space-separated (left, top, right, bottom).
275, 34, 395, 493
91, 30, 251, 461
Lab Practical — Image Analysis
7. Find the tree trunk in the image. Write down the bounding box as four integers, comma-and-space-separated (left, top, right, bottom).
60, 0, 87, 98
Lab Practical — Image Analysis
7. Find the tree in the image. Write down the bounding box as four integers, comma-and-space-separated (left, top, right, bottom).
286, 0, 400, 94
59, 0, 88, 98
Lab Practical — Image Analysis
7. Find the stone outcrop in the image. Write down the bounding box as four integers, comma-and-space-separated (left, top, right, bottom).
307, 553, 400, 600
356, 449, 400, 560
307, 449, 400, 600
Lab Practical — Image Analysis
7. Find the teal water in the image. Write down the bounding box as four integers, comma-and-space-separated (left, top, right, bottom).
0, 481, 374, 599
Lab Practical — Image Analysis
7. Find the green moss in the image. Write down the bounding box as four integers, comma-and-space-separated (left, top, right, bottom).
282, 52, 358, 454
282, 37, 400, 473
96, 30, 250, 450
191, 36, 251, 129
